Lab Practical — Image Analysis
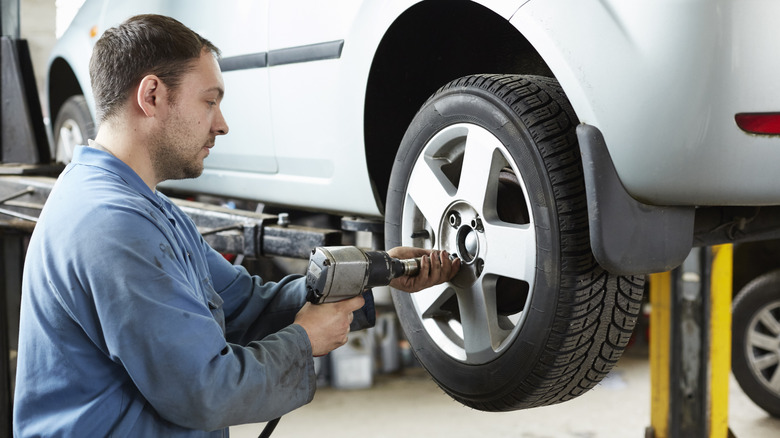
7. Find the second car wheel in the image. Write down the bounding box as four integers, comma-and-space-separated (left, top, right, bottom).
732, 269, 780, 418
385, 74, 645, 411
53, 95, 96, 163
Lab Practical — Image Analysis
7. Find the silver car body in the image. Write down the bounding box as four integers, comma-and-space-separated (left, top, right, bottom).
47, 0, 780, 217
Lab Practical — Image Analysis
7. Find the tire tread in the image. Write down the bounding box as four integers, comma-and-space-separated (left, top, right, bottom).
452, 74, 644, 410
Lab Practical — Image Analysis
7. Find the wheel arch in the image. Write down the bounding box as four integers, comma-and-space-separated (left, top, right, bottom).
363, 0, 553, 212
47, 57, 89, 130
733, 239, 780, 295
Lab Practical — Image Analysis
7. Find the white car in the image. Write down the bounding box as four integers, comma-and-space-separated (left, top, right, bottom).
46, 0, 780, 411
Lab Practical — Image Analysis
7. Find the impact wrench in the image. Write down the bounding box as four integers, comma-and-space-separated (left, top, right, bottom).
305, 246, 422, 304
260, 246, 422, 438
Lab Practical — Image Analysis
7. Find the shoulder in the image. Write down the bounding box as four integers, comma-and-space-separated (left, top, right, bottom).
37, 165, 170, 250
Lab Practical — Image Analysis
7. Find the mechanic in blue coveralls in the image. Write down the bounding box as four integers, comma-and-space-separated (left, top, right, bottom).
13, 14, 459, 437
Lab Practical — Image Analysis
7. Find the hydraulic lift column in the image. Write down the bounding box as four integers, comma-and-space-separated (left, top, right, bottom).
0, 227, 23, 435
647, 245, 734, 438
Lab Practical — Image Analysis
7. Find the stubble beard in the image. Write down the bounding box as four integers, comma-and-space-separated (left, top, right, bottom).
151, 140, 204, 182
150, 114, 208, 183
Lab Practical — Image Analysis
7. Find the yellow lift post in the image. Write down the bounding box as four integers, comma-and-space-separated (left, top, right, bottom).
647, 245, 734, 438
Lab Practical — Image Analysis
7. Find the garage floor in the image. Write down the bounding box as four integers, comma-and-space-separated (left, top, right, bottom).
230, 347, 780, 438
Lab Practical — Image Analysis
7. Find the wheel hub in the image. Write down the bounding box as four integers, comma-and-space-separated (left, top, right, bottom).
440, 202, 485, 287
457, 226, 479, 262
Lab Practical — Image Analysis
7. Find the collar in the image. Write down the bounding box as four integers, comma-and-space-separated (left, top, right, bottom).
72, 145, 163, 209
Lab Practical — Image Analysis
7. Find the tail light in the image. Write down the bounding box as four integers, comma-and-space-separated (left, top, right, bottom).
735, 113, 780, 135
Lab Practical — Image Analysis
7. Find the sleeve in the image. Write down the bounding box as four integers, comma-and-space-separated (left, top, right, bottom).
203, 243, 309, 345
79, 209, 316, 431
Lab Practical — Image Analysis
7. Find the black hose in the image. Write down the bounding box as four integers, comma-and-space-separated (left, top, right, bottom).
258, 417, 281, 438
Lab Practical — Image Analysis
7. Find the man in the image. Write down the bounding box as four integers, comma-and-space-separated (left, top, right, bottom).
13, 14, 459, 436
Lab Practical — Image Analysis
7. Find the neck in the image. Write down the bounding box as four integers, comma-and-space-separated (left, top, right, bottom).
93, 122, 159, 191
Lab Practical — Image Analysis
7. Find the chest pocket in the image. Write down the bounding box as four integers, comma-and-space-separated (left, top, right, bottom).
202, 279, 226, 336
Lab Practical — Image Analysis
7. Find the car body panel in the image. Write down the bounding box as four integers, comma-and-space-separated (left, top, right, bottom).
514, 0, 780, 206
47, 0, 780, 218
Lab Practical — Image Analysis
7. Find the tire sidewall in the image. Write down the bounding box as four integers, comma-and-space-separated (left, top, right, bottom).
386, 84, 562, 401
53, 95, 95, 163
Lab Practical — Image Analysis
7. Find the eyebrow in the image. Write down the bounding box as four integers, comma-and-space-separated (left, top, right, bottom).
203, 86, 225, 99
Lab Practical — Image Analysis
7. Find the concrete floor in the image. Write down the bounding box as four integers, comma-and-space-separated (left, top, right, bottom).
230, 349, 780, 438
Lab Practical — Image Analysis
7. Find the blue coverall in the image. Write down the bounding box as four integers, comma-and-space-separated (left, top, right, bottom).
13, 146, 316, 437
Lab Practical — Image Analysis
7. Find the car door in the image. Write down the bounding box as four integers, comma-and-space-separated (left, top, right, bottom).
101, 0, 277, 178
163, 0, 277, 175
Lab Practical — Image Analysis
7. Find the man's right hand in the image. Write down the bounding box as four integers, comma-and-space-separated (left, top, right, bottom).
293, 295, 365, 357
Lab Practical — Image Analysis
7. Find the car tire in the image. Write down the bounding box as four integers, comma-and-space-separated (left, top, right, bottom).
53, 95, 96, 163
385, 74, 645, 411
732, 269, 780, 418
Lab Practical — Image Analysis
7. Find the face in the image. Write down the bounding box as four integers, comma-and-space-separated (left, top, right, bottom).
150, 50, 229, 181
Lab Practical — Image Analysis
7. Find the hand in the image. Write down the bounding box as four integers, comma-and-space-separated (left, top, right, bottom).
386, 247, 461, 293
294, 295, 365, 357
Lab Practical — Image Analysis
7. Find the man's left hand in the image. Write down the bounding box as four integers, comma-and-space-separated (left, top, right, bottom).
386, 247, 460, 293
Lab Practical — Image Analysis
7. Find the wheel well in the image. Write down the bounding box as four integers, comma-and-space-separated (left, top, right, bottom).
364, 0, 553, 212
733, 238, 780, 295
47, 57, 86, 128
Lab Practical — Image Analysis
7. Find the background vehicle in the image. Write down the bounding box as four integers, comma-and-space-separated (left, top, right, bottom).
733, 241, 780, 418
46, 0, 780, 411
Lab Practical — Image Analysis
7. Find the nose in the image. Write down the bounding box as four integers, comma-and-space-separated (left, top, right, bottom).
213, 107, 229, 136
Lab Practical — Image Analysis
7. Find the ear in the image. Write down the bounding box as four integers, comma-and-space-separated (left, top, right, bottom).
136, 75, 166, 117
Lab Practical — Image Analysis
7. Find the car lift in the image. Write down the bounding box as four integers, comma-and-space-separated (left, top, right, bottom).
646, 245, 736, 438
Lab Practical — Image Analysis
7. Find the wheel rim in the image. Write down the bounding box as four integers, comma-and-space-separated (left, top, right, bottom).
401, 123, 536, 365
56, 118, 84, 163
745, 299, 780, 394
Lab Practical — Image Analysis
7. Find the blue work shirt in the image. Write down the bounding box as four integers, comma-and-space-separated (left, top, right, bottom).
14, 146, 316, 437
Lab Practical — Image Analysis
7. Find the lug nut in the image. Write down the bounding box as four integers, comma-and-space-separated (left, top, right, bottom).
449, 212, 461, 228
471, 217, 483, 232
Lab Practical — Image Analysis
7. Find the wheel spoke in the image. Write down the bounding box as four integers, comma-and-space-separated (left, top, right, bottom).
748, 331, 779, 352
407, 156, 454, 232
414, 283, 455, 319
457, 282, 510, 362
769, 361, 780, 392
455, 127, 504, 209
482, 221, 536, 282
754, 352, 780, 372
758, 307, 780, 336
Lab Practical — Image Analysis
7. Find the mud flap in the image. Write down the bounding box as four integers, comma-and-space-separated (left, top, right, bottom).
577, 124, 694, 275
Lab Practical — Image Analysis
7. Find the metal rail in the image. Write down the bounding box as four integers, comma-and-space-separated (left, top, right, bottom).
0, 174, 342, 259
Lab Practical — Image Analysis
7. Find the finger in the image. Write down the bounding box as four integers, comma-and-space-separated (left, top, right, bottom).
340, 294, 366, 312
447, 256, 461, 280
420, 254, 432, 280
331, 334, 349, 352
387, 246, 408, 259
429, 250, 443, 281
388, 246, 431, 259
437, 250, 451, 279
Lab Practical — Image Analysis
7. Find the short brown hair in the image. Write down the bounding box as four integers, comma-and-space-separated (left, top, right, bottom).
89, 14, 220, 123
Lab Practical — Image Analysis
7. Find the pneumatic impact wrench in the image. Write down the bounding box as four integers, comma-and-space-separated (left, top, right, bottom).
305, 245, 421, 331
305, 246, 421, 304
